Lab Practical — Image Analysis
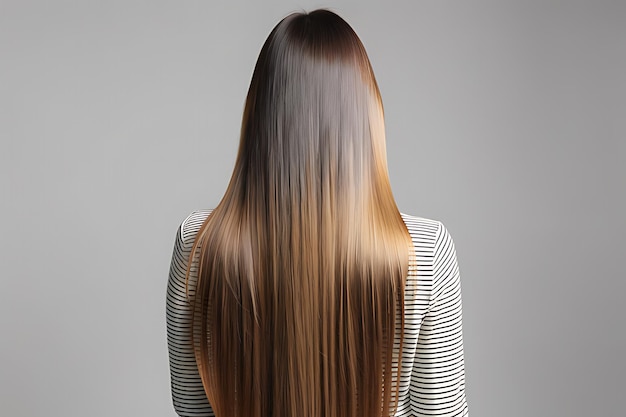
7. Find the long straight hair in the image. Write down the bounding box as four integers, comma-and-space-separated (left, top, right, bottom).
185, 9, 414, 417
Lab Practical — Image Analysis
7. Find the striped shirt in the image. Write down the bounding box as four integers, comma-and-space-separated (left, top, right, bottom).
166, 210, 469, 417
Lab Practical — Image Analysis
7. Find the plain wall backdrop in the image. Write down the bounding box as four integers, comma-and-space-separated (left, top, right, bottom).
1, 1, 624, 416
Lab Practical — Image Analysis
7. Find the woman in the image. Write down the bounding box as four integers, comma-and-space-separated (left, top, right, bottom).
166, 9, 469, 417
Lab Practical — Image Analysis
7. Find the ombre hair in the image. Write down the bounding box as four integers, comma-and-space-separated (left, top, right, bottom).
185, 9, 415, 417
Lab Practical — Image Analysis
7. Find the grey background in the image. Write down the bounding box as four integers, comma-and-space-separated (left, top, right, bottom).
1, 1, 624, 416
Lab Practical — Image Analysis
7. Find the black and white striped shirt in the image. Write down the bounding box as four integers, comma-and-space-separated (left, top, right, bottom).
166, 210, 469, 417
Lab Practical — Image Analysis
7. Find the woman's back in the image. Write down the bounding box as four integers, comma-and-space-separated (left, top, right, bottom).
166, 209, 469, 417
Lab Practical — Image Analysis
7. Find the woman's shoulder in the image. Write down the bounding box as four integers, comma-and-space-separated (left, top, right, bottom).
401, 212, 462, 303
180, 209, 213, 231
399, 212, 444, 249
175, 209, 214, 252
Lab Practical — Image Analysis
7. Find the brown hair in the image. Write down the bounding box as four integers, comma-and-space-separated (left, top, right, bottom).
186, 9, 414, 417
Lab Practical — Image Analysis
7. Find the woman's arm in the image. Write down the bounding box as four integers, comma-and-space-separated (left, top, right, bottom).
410, 222, 469, 416
166, 214, 215, 417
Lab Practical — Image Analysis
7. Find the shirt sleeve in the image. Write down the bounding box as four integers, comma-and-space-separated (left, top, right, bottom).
166, 214, 215, 417
410, 221, 469, 417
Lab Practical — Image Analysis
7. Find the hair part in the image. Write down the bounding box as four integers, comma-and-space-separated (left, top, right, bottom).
186, 9, 415, 417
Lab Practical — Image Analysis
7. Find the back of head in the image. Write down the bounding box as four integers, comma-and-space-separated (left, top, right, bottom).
186, 9, 414, 417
